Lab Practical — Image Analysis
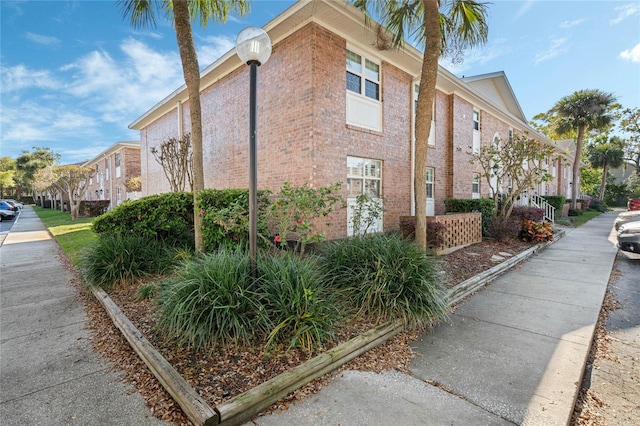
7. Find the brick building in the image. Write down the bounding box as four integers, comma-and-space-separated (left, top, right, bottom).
83, 141, 142, 209
130, 0, 572, 239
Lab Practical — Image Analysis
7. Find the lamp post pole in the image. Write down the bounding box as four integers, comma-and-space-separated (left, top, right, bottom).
236, 27, 272, 280
248, 60, 259, 279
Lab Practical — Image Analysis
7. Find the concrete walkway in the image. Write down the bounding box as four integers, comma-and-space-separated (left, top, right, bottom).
251, 212, 619, 425
0, 206, 167, 425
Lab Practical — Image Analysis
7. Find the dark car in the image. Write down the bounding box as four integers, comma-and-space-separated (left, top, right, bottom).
0, 201, 17, 221
629, 198, 640, 211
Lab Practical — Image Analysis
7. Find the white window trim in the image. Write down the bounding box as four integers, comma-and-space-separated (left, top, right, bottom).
346, 46, 382, 132
472, 173, 481, 198
472, 108, 481, 154
347, 156, 383, 236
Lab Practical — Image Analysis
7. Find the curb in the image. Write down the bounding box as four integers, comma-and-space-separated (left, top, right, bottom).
91, 230, 566, 426
447, 228, 566, 306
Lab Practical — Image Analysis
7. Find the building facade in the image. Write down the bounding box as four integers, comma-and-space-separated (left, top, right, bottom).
83, 141, 142, 209
130, 0, 572, 239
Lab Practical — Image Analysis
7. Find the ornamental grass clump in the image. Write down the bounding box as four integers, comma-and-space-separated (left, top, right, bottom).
80, 234, 178, 288
157, 250, 260, 351
256, 252, 342, 353
321, 233, 448, 328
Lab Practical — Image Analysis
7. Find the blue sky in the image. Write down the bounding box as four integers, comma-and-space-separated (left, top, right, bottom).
1, 0, 639, 164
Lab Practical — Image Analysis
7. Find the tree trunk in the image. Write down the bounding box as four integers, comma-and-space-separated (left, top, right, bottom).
173, 0, 205, 252
414, 0, 440, 251
571, 126, 586, 209
598, 162, 609, 201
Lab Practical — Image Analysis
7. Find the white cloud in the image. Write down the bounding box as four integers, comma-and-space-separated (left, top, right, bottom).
559, 19, 585, 29
620, 43, 640, 63
534, 36, 568, 65
25, 32, 61, 46
514, 0, 535, 19
610, 3, 640, 25
0, 64, 61, 92
197, 35, 235, 68
440, 38, 509, 74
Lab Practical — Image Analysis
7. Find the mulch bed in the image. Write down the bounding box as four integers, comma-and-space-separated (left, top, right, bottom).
63, 237, 538, 425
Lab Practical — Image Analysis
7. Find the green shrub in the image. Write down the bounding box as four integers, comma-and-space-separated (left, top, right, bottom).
92, 192, 194, 247
321, 234, 448, 328
256, 253, 341, 352
520, 220, 554, 242
157, 250, 259, 350
541, 195, 565, 211
444, 198, 494, 236
137, 283, 158, 301
568, 208, 582, 217
197, 188, 271, 252
80, 234, 178, 288
589, 198, 608, 212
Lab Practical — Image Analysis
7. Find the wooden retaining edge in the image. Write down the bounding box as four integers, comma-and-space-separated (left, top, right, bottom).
446, 229, 566, 306
215, 321, 404, 426
91, 228, 565, 425
91, 287, 219, 426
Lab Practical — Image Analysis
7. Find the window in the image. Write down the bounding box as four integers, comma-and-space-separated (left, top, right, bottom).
347, 50, 379, 100
508, 128, 514, 143
414, 83, 436, 146
346, 48, 382, 131
472, 173, 480, 198
115, 152, 121, 178
473, 110, 480, 131
105, 159, 110, 181
426, 167, 434, 199
472, 109, 481, 154
116, 187, 122, 206
347, 157, 382, 198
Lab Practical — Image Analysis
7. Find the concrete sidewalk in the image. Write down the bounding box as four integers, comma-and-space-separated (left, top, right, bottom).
250, 212, 619, 425
0, 206, 167, 425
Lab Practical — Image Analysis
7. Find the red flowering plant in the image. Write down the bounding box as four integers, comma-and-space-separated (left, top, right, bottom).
267, 181, 344, 255
520, 219, 554, 242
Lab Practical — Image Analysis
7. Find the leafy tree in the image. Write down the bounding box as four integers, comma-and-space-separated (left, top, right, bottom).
119, 0, 249, 252
33, 165, 64, 209
151, 133, 193, 192
54, 165, 95, 220
587, 136, 625, 201
579, 166, 601, 198
619, 107, 640, 175
549, 89, 617, 209
352, 0, 489, 250
470, 133, 556, 219
0, 157, 17, 198
15, 147, 60, 198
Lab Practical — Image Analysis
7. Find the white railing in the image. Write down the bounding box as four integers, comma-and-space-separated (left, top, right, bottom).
526, 193, 555, 223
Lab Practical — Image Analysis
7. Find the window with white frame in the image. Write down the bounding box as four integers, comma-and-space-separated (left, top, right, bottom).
116, 187, 122, 206
413, 83, 436, 146
508, 128, 514, 143
115, 152, 121, 178
347, 156, 383, 235
105, 159, 110, 181
472, 173, 481, 198
426, 167, 434, 199
472, 109, 481, 154
346, 48, 382, 131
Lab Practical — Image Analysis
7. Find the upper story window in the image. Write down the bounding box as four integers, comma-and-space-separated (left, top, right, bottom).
473, 110, 480, 131
508, 128, 514, 143
347, 50, 380, 100
346, 48, 382, 132
472, 108, 481, 154
414, 83, 436, 146
115, 152, 121, 178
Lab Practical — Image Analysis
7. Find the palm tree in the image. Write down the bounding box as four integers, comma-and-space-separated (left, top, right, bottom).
587, 136, 626, 201
353, 0, 489, 250
550, 89, 617, 209
119, 0, 249, 252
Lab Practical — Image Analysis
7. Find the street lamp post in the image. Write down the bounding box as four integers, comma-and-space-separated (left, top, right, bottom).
236, 27, 272, 279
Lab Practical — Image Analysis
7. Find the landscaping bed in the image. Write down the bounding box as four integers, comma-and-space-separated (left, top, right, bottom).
72, 237, 538, 425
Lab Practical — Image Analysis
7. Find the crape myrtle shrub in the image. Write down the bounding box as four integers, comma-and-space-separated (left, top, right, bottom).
444, 198, 494, 236
541, 195, 565, 212
92, 192, 194, 247
197, 188, 271, 252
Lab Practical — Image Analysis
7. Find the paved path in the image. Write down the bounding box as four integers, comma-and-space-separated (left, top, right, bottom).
250, 213, 620, 425
0, 206, 167, 426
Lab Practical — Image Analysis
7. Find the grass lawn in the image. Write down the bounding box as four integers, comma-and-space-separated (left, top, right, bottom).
33, 206, 97, 266
571, 209, 604, 227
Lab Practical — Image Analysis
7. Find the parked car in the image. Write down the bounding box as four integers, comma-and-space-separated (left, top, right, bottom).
629, 198, 640, 211
1, 199, 21, 211
3, 199, 23, 209
614, 210, 640, 230
617, 221, 640, 254
0, 201, 17, 221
